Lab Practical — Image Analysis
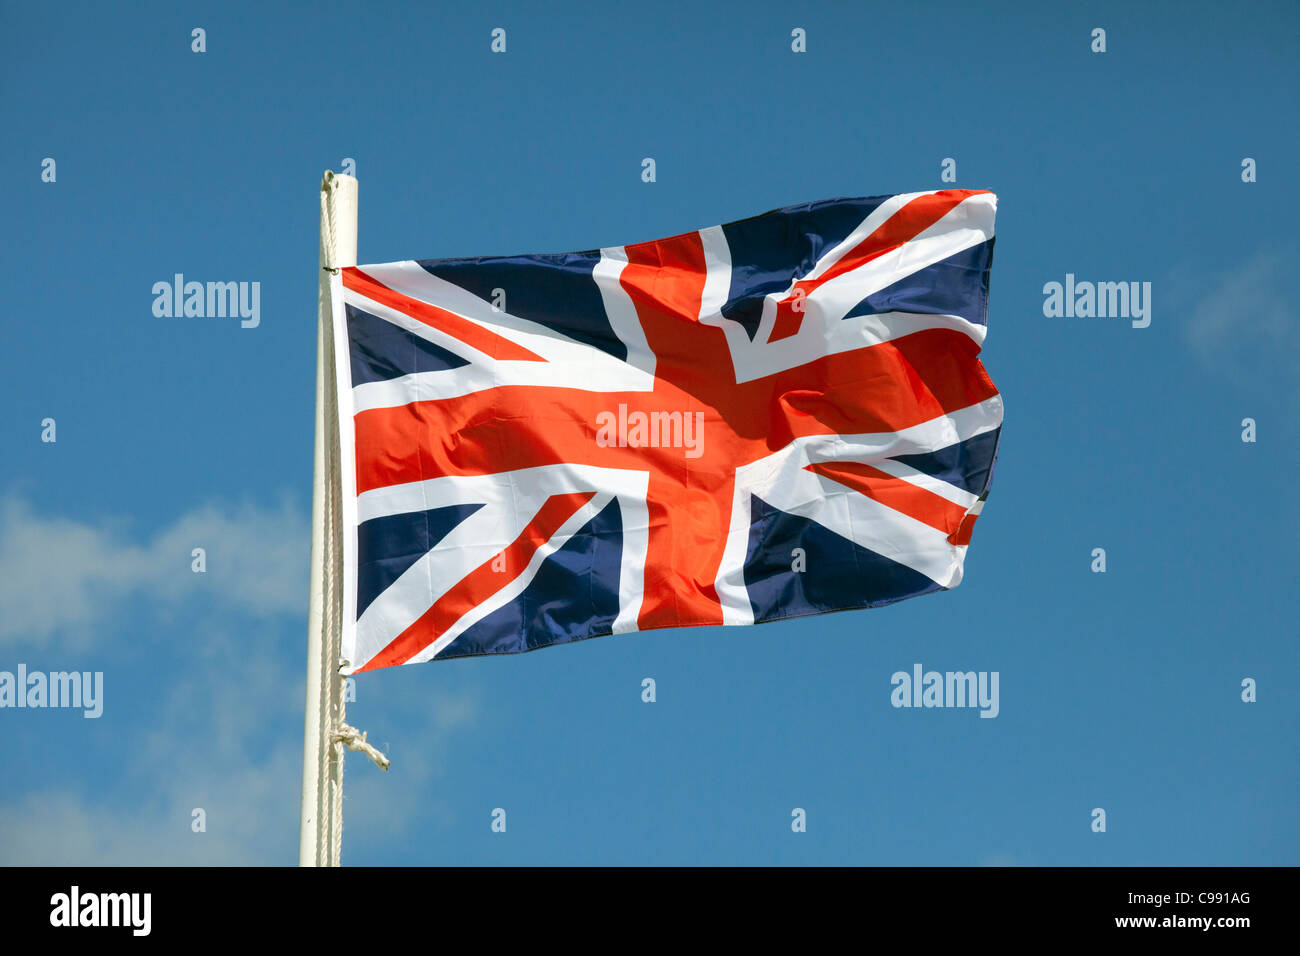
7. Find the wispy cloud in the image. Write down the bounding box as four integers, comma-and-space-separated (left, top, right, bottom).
1176, 246, 1298, 392
340, 680, 482, 852
0, 627, 302, 865
0, 658, 480, 865
0, 495, 309, 646
0, 495, 480, 865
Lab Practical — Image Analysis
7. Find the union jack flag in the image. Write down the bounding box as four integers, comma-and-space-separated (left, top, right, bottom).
332, 189, 1001, 674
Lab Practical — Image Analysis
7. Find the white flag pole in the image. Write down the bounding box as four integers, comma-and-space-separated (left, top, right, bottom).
300, 170, 357, 866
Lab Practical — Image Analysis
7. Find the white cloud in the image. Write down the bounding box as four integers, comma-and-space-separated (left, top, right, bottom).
1179, 247, 1298, 391
0, 763, 299, 866
336, 681, 482, 852
0, 495, 309, 646
0, 630, 302, 865
0, 496, 480, 865
0, 669, 481, 865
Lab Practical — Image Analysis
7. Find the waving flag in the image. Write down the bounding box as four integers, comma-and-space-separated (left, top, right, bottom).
331, 189, 1001, 674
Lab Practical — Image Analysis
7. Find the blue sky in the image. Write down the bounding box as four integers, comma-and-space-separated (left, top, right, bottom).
1, 0, 1296, 865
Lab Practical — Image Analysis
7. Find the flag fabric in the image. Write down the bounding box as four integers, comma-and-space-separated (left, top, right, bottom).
331, 189, 1001, 674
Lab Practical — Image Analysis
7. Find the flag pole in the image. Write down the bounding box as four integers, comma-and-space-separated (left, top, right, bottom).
300, 170, 358, 866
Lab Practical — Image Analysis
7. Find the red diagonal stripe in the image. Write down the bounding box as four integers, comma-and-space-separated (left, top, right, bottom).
355, 491, 596, 672
805, 460, 969, 536
769, 190, 989, 342
342, 266, 546, 363
947, 510, 979, 546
